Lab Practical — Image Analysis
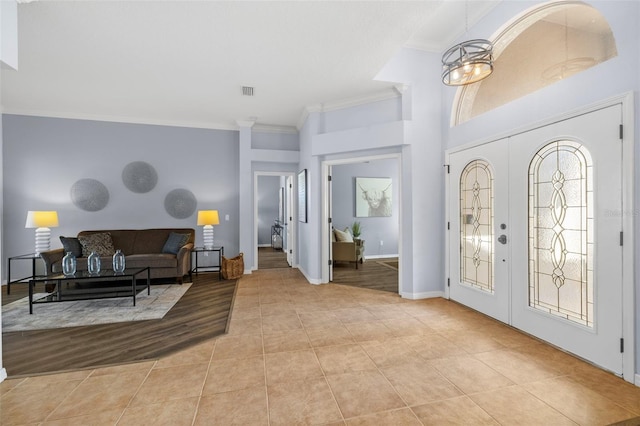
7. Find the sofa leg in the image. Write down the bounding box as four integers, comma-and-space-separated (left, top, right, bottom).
177, 276, 183, 285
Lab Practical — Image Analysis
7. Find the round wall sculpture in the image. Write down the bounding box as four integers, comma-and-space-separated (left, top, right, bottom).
164, 188, 197, 219
122, 161, 158, 193
71, 178, 110, 212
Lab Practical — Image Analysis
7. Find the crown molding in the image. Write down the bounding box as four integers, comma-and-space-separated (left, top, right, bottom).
1, 108, 240, 131
253, 124, 298, 134
297, 88, 401, 130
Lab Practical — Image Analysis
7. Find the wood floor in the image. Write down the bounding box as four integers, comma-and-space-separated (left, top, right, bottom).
258, 246, 290, 269
1, 273, 237, 378
332, 257, 398, 294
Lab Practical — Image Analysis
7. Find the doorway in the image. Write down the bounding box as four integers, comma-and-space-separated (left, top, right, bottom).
322, 155, 401, 293
446, 102, 634, 379
254, 172, 295, 270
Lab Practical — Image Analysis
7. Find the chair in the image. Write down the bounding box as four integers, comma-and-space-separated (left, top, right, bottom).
332, 239, 364, 269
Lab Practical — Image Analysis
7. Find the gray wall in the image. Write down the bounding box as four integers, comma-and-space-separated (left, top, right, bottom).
332, 159, 399, 258
257, 175, 280, 245
2, 114, 240, 279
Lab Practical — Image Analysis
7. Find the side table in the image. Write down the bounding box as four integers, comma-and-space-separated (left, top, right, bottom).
6, 253, 42, 295
191, 247, 224, 280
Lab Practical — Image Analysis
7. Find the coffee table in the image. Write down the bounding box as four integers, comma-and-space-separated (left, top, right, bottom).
28, 267, 151, 314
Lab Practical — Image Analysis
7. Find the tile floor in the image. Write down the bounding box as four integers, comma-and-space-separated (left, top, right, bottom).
2, 268, 640, 425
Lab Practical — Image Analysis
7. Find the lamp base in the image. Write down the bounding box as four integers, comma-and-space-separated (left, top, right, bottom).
203, 225, 214, 249
35, 227, 51, 255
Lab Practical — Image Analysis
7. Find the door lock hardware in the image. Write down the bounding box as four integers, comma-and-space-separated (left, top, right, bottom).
498, 235, 507, 244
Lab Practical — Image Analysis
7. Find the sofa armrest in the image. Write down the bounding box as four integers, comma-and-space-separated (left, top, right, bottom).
39, 248, 65, 274
176, 242, 194, 277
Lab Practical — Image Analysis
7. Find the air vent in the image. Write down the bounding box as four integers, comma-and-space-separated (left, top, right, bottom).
242, 86, 254, 96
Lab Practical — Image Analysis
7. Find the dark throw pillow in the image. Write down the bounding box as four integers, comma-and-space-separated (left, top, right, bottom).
59, 236, 83, 257
162, 232, 190, 254
78, 232, 115, 257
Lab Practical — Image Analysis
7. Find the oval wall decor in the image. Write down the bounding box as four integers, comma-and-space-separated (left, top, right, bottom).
164, 188, 197, 219
122, 161, 158, 193
71, 178, 110, 212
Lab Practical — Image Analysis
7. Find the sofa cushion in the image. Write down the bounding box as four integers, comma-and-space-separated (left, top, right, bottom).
78, 232, 115, 257
126, 254, 177, 268
162, 232, 190, 254
60, 236, 83, 257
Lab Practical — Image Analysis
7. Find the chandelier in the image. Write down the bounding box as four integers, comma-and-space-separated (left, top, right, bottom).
442, 39, 494, 86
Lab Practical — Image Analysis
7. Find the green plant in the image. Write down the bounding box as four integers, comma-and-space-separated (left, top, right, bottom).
351, 221, 362, 238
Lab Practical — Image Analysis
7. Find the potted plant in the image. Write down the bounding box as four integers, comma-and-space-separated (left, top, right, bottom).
351, 221, 362, 241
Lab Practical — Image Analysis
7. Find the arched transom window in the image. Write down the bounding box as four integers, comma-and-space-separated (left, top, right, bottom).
454, 2, 617, 125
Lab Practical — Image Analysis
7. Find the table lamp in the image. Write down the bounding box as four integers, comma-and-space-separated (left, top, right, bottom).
25, 210, 59, 254
197, 210, 219, 249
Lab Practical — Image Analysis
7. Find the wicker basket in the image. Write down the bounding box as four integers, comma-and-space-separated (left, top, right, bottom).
221, 253, 244, 280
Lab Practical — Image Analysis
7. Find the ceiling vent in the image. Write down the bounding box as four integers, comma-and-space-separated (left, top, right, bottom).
242, 86, 254, 96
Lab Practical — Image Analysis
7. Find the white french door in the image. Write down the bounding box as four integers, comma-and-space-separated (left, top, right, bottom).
448, 105, 624, 374
449, 138, 510, 324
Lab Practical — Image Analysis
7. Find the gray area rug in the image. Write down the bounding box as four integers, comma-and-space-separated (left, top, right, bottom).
2, 283, 191, 332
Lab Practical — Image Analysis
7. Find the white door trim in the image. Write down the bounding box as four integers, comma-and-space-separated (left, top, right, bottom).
445, 92, 635, 383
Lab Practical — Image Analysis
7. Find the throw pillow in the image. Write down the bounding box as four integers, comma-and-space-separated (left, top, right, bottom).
334, 228, 353, 243
59, 236, 83, 257
162, 232, 190, 254
78, 233, 115, 257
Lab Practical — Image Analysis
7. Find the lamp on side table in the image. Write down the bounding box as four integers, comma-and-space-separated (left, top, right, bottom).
25, 211, 59, 255
197, 210, 220, 250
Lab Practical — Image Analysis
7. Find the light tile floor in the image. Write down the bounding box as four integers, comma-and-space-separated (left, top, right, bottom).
2, 268, 640, 425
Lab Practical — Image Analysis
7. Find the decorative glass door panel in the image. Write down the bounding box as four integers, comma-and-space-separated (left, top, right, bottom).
529, 141, 593, 327
460, 160, 494, 293
448, 139, 510, 324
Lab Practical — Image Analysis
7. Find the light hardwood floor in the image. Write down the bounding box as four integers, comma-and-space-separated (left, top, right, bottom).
2, 268, 640, 425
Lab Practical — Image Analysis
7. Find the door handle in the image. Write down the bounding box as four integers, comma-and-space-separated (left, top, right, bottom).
498, 235, 507, 244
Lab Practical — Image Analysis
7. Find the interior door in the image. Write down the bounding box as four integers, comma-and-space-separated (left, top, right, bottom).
509, 105, 623, 374
448, 105, 623, 374
448, 138, 510, 323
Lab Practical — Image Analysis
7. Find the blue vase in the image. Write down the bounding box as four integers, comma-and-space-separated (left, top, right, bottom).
88, 251, 101, 274
62, 251, 76, 276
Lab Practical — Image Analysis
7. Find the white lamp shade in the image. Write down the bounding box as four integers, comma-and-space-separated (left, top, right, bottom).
25, 211, 59, 228
197, 210, 220, 226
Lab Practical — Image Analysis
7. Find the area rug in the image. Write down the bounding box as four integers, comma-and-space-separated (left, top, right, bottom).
2, 283, 191, 332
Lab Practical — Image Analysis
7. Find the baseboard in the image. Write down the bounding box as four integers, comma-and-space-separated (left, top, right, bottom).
298, 266, 322, 285
0, 368, 6, 383
257, 244, 271, 248
635, 374, 640, 387
400, 291, 444, 300
365, 254, 399, 260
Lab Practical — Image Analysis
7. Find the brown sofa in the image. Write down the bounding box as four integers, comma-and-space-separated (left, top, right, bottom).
40, 228, 195, 284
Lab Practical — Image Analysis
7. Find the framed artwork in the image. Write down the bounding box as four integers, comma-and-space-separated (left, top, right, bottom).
355, 177, 392, 217
298, 169, 307, 223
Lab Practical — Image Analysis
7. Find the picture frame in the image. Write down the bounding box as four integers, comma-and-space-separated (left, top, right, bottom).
355, 177, 392, 217
298, 169, 307, 223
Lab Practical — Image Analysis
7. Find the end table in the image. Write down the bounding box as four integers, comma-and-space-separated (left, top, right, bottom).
191, 247, 224, 280
7, 253, 42, 295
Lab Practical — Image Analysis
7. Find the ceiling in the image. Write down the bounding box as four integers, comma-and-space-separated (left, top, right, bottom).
2, 1, 500, 131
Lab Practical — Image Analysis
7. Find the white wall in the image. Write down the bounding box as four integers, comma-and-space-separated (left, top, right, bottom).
298, 47, 444, 297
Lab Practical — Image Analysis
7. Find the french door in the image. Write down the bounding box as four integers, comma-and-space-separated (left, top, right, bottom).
448, 105, 624, 374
